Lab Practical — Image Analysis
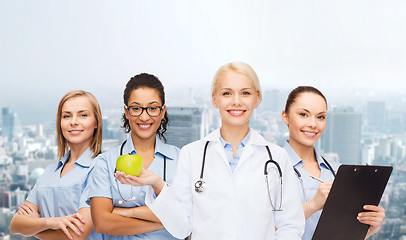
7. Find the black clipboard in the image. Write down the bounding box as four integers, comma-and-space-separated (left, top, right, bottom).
312, 165, 393, 240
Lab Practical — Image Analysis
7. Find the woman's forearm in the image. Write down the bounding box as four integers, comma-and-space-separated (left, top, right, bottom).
34, 208, 94, 240
91, 197, 164, 235
113, 206, 161, 223
35, 229, 73, 240
93, 212, 163, 235
10, 215, 50, 236
302, 200, 319, 220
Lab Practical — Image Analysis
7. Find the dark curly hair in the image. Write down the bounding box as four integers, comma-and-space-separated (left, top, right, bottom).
121, 73, 168, 142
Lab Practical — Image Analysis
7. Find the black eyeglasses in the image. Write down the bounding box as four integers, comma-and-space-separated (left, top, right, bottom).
126, 105, 163, 117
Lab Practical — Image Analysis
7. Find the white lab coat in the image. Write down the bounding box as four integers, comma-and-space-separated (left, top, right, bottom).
147, 128, 305, 240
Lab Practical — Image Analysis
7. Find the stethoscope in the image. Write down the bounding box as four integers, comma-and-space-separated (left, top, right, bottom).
293, 156, 336, 202
194, 141, 284, 211
115, 140, 167, 204
264, 145, 283, 211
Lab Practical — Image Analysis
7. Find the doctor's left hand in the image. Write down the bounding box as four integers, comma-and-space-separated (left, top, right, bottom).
357, 205, 385, 239
115, 169, 166, 195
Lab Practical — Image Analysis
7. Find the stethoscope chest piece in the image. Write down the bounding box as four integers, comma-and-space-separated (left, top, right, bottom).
195, 141, 210, 193
195, 180, 207, 193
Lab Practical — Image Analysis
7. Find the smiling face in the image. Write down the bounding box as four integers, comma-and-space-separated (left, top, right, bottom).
124, 87, 166, 141
282, 92, 327, 149
60, 96, 97, 149
212, 70, 260, 130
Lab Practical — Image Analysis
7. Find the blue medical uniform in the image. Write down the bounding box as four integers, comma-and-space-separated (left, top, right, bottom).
219, 130, 250, 172
86, 135, 180, 240
283, 141, 340, 240
26, 147, 102, 240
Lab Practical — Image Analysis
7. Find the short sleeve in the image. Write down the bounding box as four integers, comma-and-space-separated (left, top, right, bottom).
85, 153, 113, 205
25, 163, 55, 207
25, 182, 39, 206
79, 164, 96, 209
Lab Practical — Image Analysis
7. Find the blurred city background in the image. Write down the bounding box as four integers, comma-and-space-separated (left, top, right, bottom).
1, 88, 406, 239
1, 1, 406, 239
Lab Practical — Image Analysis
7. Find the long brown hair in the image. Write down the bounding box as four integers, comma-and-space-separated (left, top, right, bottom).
56, 90, 103, 159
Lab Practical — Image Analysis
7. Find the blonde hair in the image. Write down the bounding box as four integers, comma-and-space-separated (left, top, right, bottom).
211, 62, 262, 103
56, 90, 103, 159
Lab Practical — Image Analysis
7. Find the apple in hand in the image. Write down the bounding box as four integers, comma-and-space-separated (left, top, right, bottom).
116, 154, 143, 176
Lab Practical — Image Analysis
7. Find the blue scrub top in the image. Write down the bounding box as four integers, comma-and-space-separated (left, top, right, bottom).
86, 134, 180, 240
26, 147, 102, 240
219, 129, 250, 172
283, 141, 340, 240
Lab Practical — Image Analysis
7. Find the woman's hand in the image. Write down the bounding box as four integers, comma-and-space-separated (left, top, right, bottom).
17, 202, 40, 218
358, 205, 385, 239
303, 181, 333, 219
115, 169, 165, 195
309, 182, 333, 211
46, 213, 86, 239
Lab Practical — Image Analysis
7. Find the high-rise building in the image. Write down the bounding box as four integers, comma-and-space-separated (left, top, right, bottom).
0, 107, 2, 134
1, 108, 14, 142
258, 89, 286, 113
165, 107, 205, 148
366, 101, 386, 132
102, 118, 114, 140
321, 107, 362, 164
11, 188, 27, 208
0, 188, 10, 208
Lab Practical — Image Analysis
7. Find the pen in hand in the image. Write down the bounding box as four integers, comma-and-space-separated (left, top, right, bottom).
310, 175, 326, 183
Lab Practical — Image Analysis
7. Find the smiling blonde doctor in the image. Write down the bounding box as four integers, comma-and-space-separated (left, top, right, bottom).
115, 62, 305, 240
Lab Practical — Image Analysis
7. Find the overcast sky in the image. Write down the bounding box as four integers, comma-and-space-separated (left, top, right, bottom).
1, 1, 406, 125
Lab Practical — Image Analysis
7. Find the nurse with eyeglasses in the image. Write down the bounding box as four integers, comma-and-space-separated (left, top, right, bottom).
86, 73, 181, 240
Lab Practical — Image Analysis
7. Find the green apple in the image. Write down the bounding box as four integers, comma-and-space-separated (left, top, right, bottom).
116, 154, 143, 176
